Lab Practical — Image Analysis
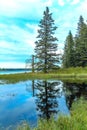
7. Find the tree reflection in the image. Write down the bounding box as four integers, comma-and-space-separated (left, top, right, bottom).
26, 80, 35, 97
26, 80, 87, 118
64, 82, 87, 109
32, 80, 35, 97
34, 80, 60, 119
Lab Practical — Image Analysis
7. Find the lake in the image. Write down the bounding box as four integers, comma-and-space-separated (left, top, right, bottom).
0, 79, 87, 129
0, 69, 31, 75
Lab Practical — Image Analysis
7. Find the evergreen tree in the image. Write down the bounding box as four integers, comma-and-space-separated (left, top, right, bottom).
35, 7, 59, 73
75, 16, 87, 67
62, 31, 75, 68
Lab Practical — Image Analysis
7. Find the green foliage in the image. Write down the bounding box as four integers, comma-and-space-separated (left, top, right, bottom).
63, 15, 87, 68
15, 99, 87, 130
34, 7, 59, 73
16, 122, 30, 130
74, 15, 87, 67
62, 31, 75, 68
1, 67, 87, 83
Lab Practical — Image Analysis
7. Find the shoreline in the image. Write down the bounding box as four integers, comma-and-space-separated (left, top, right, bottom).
0, 67, 87, 83
0, 72, 87, 83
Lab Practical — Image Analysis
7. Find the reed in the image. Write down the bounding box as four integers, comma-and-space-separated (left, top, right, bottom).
16, 98, 87, 130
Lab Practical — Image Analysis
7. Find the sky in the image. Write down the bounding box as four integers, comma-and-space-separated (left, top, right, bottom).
0, 0, 87, 68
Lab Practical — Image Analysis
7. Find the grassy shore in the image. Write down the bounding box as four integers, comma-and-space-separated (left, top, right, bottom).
0, 67, 87, 83
16, 98, 87, 130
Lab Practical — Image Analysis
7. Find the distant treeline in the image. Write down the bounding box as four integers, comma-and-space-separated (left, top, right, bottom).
0, 68, 31, 71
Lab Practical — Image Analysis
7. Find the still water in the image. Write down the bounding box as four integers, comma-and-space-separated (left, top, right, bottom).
0, 69, 30, 75
0, 80, 87, 129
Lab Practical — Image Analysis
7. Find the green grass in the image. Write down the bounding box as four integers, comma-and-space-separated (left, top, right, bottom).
0, 67, 87, 83
1, 98, 87, 130
16, 98, 87, 130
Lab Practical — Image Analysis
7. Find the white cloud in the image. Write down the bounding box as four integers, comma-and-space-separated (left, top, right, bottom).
62, 22, 71, 28
0, 0, 20, 17
57, 0, 80, 6
71, 0, 80, 5
0, 0, 45, 19
66, 0, 71, 2
43, 0, 53, 6
58, 0, 65, 6
0, 62, 25, 69
77, 0, 87, 14
0, 41, 13, 49
0, 23, 36, 53
57, 49, 64, 55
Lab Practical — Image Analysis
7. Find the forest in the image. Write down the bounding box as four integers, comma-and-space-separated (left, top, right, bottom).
62, 15, 87, 68
32, 7, 87, 73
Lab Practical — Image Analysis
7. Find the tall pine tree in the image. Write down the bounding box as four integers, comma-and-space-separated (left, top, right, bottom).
75, 15, 87, 67
62, 31, 75, 68
34, 7, 59, 73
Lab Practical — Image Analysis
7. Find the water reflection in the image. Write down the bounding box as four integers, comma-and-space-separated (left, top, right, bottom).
63, 82, 87, 109
34, 80, 60, 119
0, 81, 37, 129
26, 80, 35, 97
0, 80, 87, 129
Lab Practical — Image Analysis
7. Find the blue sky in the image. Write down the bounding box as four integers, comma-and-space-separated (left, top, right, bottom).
0, 0, 87, 68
